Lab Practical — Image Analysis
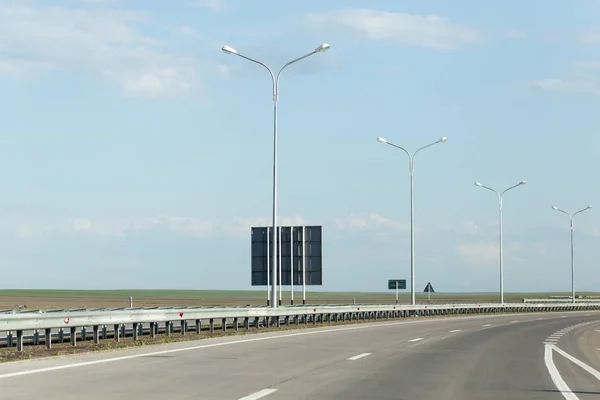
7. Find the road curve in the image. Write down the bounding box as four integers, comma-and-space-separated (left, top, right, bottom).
1, 311, 599, 400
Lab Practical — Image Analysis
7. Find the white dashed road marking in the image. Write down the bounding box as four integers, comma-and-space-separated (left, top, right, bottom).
347, 353, 371, 361
238, 389, 278, 400
408, 337, 424, 343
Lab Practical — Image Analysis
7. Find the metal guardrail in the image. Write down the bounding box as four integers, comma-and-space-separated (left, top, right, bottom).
1, 302, 599, 352
522, 298, 600, 303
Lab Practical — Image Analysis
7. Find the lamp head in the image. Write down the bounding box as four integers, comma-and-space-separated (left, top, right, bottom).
552, 206, 558, 210
520, 180, 527, 185
316, 43, 330, 52
377, 137, 387, 143
221, 45, 237, 55
474, 182, 482, 187
587, 205, 593, 209
439, 137, 448, 143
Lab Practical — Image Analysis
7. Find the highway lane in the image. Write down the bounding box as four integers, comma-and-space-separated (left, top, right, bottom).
0, 311, 598, 399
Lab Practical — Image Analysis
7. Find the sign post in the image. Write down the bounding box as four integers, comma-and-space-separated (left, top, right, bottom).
388, 279, 407, 304
251, 226, 323, 305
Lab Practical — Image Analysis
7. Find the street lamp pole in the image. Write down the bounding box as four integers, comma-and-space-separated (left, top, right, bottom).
551, 205, 592, 304
474, 180, 526, 304
222, 43, 330, 308
377, 136, 448, 305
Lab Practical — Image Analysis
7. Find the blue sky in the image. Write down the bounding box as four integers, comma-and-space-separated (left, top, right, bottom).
1, 0, 599, 294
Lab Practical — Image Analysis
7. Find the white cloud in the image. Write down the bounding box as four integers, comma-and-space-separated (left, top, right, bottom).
78, 0, 123, 3
531, 61, 600, 97
574, 61, 600, 69
304, 9, 480, 51
503, 29, 526, 39
334, 213, 408, 231
457, 242, 523, 265
438, 220, 479, 235
0, 5, 202, 98
178, 26, 204, 40
60, 215, 308, 239
188, 0, 226, 12
531, 77, 600, 96
456, 242, 498, 264
577, 27, 600, 44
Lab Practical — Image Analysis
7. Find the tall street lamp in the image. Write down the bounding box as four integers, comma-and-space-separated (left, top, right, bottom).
474, 180, 526, 304
222, 43, 330, 308
551, 205, 592, 304
377, 136, 447, 305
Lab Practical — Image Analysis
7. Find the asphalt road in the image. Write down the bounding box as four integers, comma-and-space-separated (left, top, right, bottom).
1, 311, 599, 399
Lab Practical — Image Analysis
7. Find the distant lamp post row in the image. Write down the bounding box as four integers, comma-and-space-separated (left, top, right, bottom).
551, 205, 592, 304
221, 43, 330, 309
376, 136, 447, 306
221, 41, 592, 308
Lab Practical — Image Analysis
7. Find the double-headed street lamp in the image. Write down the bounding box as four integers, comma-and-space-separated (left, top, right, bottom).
377, 136, 447, 306
474, 180, 526, 304
551, 205, 592, 304
222, 43, 330, 309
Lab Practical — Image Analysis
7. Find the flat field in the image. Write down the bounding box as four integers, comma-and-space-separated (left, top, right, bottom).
1, 289, 595, 310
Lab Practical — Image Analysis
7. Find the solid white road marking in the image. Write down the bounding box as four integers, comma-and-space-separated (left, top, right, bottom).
347, 353, 371, 361
409, 337, 424, 342
238, 389, 278, 400
510, 320, 519, 323
551, 345, 600, 381
449, 329, 462, 333
482, 324, 492, 327
544, 344, 579, 400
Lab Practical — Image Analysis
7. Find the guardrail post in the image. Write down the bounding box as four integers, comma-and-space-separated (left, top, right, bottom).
16, 330, 23, 352
222, 318, 227, 332
58, 328, 64, 343
149, 322, 156, 338
121, 325, 126, 338
234, 317, 239, 331
133, 323, 139, 340
254, 317, 259, 329
209, 319, 214, 333
166, 321, 171, 337
93, 326, 100, 344
114, 324, 120, 342
7, 331, 12, 347
195, 319, 201, 334
102, 325, 107, 340
70, 327, 76, 347
181, 320, 186, 336
244, 317, 249, 330
33, 329, 39, 345
45, 328, 52, 349
81, 327, 86, 342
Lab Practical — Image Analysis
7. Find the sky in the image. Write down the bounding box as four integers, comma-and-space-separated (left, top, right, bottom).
0, 0, 599, 295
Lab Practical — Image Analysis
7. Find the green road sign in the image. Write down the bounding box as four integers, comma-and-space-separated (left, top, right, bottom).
388, 279, 406, 290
